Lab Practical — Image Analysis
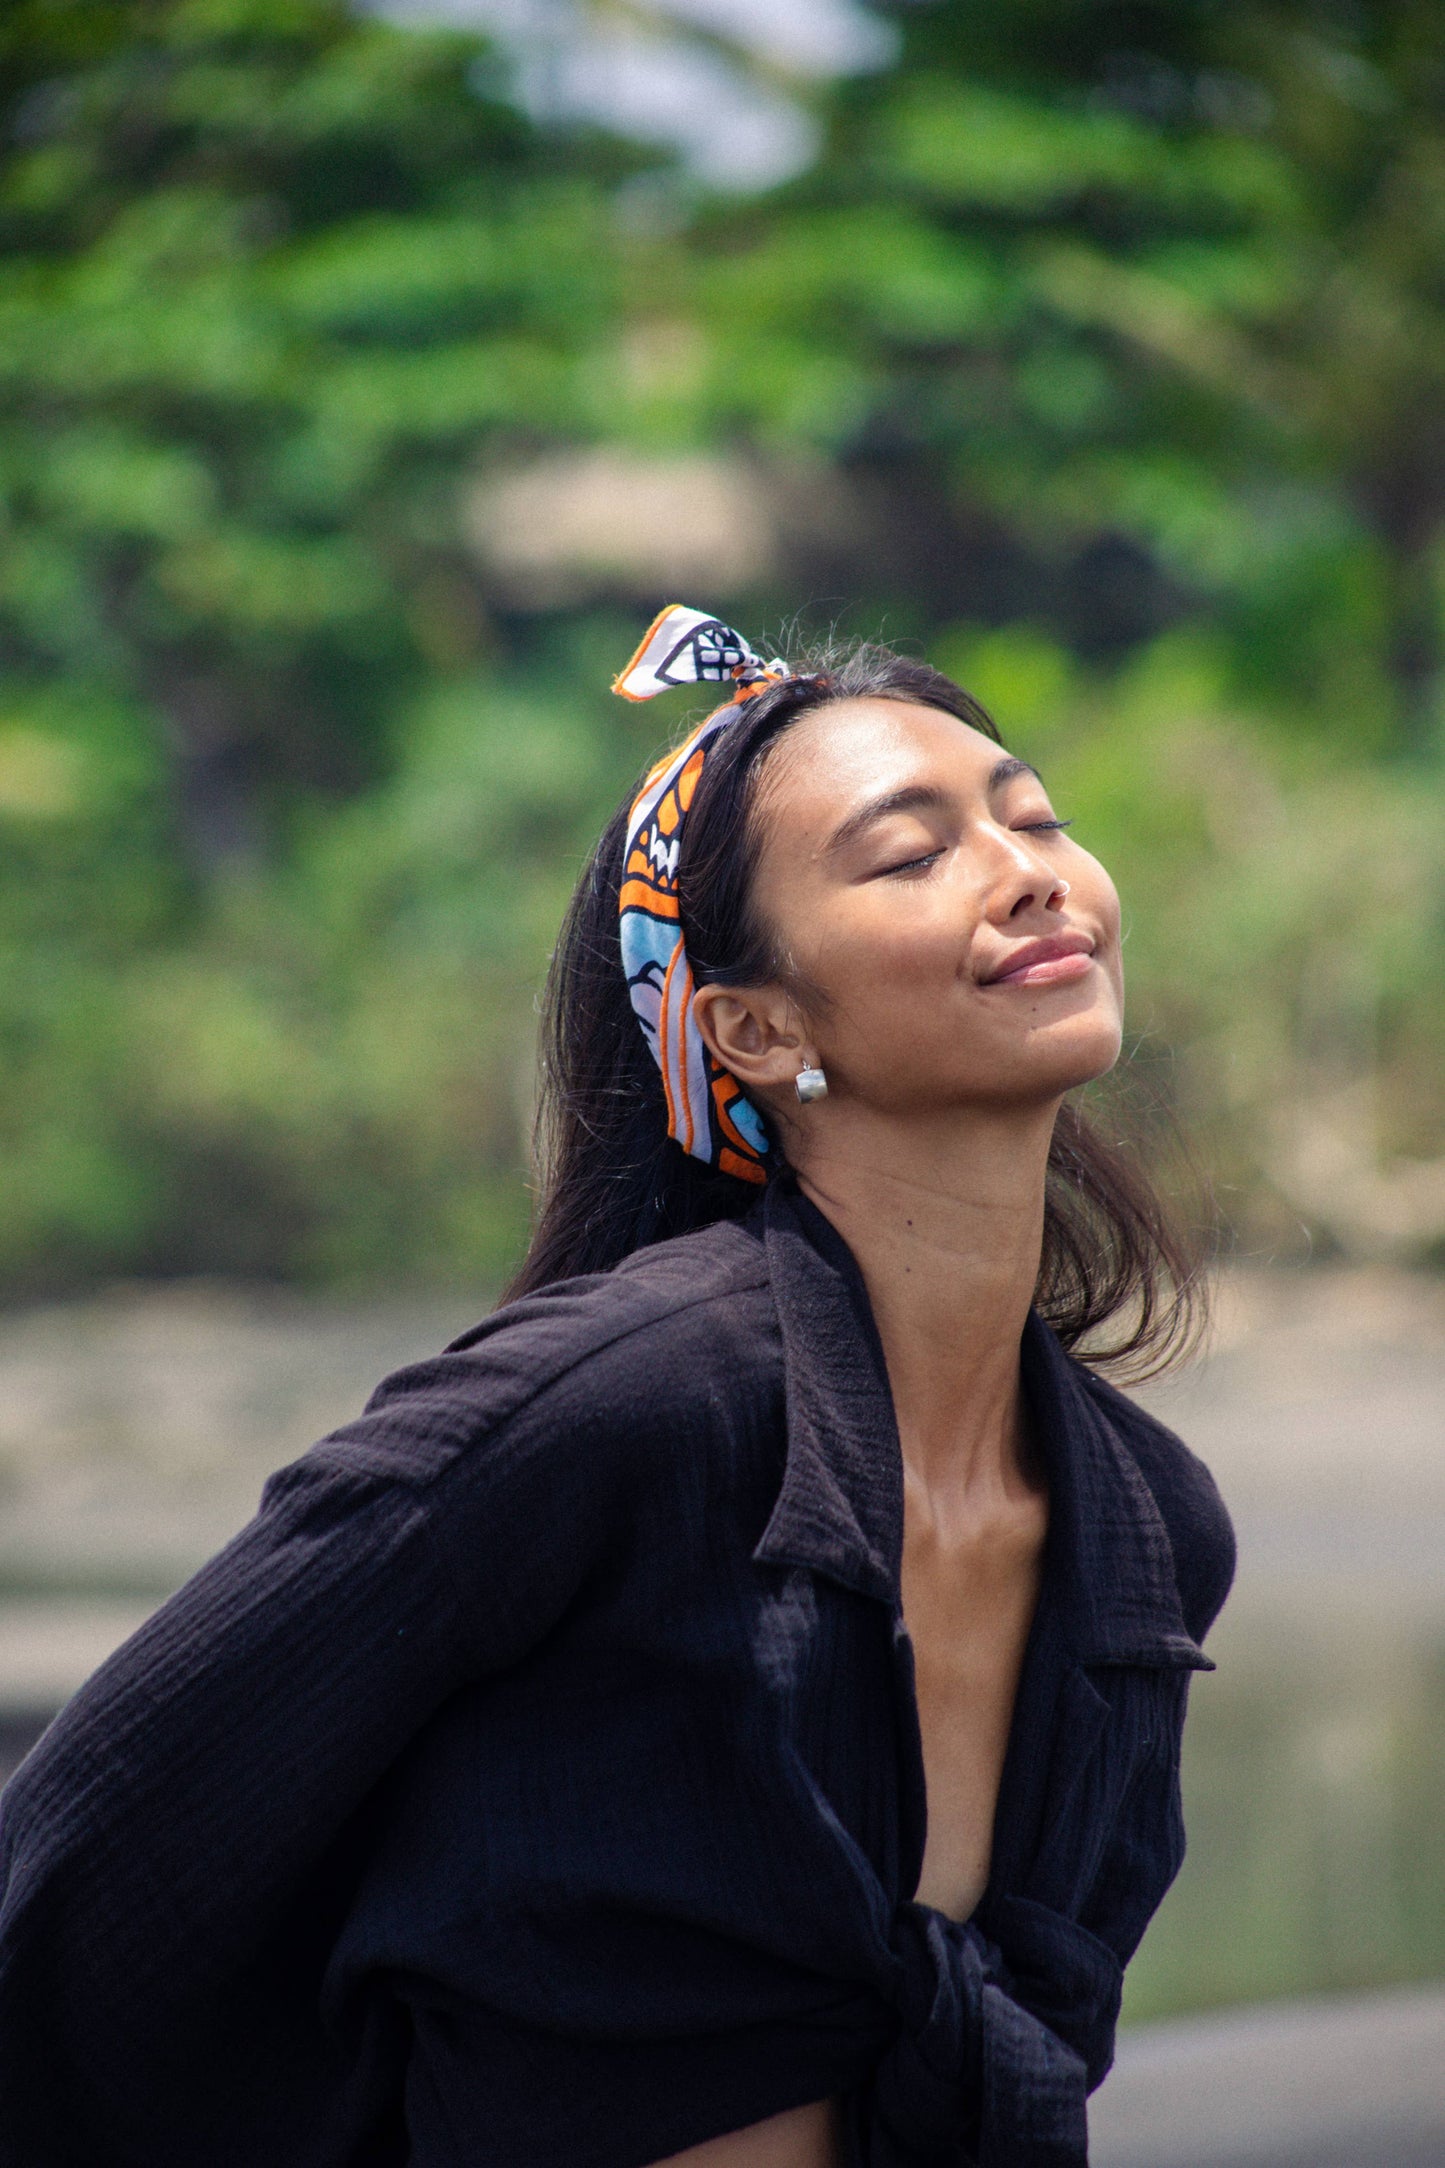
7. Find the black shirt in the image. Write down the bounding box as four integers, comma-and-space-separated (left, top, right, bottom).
0, 1175, 1235, 2168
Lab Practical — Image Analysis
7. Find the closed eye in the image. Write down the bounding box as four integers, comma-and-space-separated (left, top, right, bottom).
880, 849, 944, 878
880, 818, 1070, 875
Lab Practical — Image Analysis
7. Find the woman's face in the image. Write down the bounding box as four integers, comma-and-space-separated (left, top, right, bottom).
741, 696, 1124, 1119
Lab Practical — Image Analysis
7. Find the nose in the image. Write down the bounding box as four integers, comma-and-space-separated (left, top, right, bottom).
983, 824, 1070, 920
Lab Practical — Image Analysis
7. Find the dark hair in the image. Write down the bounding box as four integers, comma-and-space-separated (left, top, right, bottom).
506, 640, 1210, 1379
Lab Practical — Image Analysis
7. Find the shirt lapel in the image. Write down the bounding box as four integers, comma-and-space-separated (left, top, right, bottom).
1006, 1314, 1213, 1914
753, 1173, 1212, 1679
750, 1176, 902, 1605
754, 1174, 1215, 1930
1020, 1309, 1213, 1675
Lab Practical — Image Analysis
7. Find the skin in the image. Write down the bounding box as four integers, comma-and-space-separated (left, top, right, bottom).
652, 698, 1125, 2168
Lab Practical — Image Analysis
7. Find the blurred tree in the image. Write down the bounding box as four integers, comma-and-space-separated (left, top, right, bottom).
0, 0, 651, 1287
0, 0, 625, 870
691, 0, 1445, 750
4, 0, 1445, 1290
671, 0, 1445, 1259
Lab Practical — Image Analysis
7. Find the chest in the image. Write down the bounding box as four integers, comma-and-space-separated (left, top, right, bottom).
898, 1488, 1048, 1921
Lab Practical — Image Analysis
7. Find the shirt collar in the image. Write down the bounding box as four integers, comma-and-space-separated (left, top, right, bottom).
751, 1173, 1212, 1673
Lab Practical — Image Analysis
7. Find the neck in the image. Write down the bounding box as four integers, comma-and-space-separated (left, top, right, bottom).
790, 1099, 1057, 1499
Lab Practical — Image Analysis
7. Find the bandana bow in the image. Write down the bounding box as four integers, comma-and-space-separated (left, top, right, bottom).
614, 605, 792, 1184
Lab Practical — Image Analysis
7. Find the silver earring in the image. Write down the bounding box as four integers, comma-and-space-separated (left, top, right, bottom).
795, 1063, 828, 1105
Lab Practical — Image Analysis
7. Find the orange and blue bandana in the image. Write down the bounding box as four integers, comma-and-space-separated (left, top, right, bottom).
614, 605, 790, 1184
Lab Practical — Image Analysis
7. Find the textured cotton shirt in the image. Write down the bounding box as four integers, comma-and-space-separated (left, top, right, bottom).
0, 1175, 1234, 2168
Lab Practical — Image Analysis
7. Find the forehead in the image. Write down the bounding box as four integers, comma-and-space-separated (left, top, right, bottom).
759, 697, 1008, 828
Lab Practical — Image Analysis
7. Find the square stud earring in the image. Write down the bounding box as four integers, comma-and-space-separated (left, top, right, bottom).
795, 1064, 828, 1105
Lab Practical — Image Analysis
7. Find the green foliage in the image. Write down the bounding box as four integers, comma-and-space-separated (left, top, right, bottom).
693, 1, 1445, 733
0, 637, 668, 1289
679, 0, 1445, 1261
0, 0, 649, 1288
0, 0, 619, 839
3, 0, 1445, 1290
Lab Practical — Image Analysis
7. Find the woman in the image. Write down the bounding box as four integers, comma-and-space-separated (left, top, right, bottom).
0, 607, 1234, 2168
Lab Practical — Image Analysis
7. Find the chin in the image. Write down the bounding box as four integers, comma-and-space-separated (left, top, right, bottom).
1017, 1016, 1123, 1099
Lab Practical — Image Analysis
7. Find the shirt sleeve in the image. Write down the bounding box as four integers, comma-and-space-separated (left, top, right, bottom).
0, 1304, 643, 2168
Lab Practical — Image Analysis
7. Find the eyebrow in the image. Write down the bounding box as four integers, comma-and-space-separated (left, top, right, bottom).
823, 758, 1045, 856
988, 756, 1043, 790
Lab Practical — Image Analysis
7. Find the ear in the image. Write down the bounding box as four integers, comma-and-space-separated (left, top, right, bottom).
691, 980, 810, 1097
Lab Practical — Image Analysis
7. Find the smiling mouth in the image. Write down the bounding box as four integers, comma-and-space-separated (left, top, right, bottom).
982, 941, 1096, 988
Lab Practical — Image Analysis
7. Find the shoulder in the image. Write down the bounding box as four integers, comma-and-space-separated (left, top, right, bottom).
1075, 1363, 1237, 1646
441, 1213, 778, 1436
278, 1213, 779, 1509
248, 1215, 780, 1667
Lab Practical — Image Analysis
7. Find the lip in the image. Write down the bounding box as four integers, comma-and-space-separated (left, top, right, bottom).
980, 931, 1096, 987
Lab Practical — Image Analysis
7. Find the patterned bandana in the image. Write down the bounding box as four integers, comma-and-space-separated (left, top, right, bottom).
614, 604, 792, 1184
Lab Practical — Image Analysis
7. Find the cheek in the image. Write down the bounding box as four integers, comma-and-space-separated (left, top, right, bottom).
1074, 845, 1120, 923
807, 894, 965, 996
1077, 855, 1124, 990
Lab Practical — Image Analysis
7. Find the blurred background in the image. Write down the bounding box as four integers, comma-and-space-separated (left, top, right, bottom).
1, 0, 1443, 2157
